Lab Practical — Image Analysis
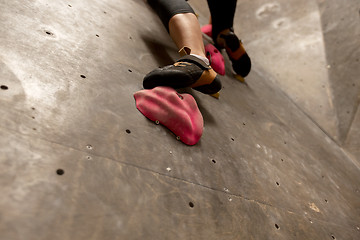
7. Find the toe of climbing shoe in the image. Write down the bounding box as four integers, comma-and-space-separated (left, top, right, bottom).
218, 31, 252, 78
232, 52, 251, 78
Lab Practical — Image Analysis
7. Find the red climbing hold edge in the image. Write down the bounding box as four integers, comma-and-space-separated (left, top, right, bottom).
134, 86, 203, 145
205, 43, 225, 75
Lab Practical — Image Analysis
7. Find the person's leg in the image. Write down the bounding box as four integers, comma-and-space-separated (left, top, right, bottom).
206, 0, 251, 78
148, 0, 205, 58
206, 0, 237, 43
169, 13, 205, 58
144, 0, 221, 94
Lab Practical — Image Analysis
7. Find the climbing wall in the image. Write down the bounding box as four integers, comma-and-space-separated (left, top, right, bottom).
1, 0, 359, 239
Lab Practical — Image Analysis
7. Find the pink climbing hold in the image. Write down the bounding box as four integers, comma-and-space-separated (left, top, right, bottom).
205, 44, 225, 75
201, 24, 212, 38
134, 86, 203, 146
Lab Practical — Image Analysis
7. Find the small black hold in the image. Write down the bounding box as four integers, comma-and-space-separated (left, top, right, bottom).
129, 36, 133, 40
31, 107, 36, 111
1, 85, 8, 90
68, 4, 72, 7
212, 159, 216, 164
32, 116, 35, 119
331, 235, 336, 239
231, 138, 234, 141
281, 158, 284, 162
96, 34, 99, 37
45, 31, 53, 36
128, 69, 132, 73
104, 11, 107, 14
275, 223, 280, 230
56, 169, 64, 175
189, 202, 194, 208
325, 199, 328, 203
126, 129, 131, 134
33, 128, 37, 131
243, 122, 246, 125
80, 75, 86, 78
276, 181, 280, 186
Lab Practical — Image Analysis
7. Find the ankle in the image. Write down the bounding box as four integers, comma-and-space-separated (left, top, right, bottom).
178, 46, 208, 65
215, 28, 235, 48
190, 54, 209, 66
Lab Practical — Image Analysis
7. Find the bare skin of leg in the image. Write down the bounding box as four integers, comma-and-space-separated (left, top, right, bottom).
168, 13, 206, 58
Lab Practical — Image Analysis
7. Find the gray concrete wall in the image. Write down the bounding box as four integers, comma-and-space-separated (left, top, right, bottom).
1, 0, 359, 239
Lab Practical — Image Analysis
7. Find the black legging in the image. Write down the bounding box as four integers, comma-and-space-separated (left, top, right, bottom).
147, 0, 237, 41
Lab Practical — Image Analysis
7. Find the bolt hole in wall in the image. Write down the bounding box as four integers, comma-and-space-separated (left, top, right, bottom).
44, 30, 53, 36
331, 235, 336, 239
1, 85, 8, 90
126, 129, 131, 134
212, 159, 216, 164
188, 202, 194, 208
56, 169, 64, 175
80, 75, 86, 78
275, 223, 280, 230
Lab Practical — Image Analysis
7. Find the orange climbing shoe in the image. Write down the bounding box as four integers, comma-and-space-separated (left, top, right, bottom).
143, 55, 222, 95
216, 30, 251, 78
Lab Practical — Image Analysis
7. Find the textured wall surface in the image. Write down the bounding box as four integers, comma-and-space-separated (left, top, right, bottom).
1, 0, 359, 239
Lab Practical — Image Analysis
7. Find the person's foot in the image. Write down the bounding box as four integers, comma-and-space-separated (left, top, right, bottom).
216, 29, 251, 78
143, 55, 222, 95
